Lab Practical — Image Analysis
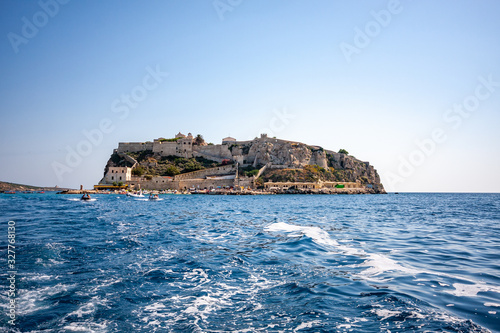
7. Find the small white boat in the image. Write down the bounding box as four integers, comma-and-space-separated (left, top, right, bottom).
127, 190, 144, 198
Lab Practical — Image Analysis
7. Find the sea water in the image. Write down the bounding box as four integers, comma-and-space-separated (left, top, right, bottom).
0, 192, 499, 332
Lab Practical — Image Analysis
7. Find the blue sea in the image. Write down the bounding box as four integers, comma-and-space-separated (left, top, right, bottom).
1, 193, 499, 332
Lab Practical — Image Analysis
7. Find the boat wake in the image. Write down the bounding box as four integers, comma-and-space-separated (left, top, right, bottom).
68, 198, 97, 202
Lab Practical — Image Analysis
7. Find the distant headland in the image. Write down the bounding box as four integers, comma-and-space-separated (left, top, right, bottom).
0, 181, 68, 193
96, 133, 386, 194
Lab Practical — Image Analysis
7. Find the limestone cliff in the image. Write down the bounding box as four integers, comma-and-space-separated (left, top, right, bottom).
226, 137, 384, 192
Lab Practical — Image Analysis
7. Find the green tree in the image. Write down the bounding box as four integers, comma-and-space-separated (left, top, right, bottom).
165, 165, 180, 176
338, 149, 349, 155
255, 177, 264, 187
183, 159, 203, 172
132, 165, 145, 176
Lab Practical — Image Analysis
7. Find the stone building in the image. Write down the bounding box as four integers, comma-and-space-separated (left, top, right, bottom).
104, 167, 132, 184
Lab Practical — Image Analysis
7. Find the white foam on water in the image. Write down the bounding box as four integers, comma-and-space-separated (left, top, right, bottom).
336, 323, 351, 330
62, 321, 108, 332
48, 258, 66, 265
293, 320, 321, 331
447, 283, 500, 297
484, 302, 500, 307
139, 300, 177, 328
432, 312, 480, 327
68, 302, 96, 318
69, 198, 97, 202
359, 253, 420, 279
183, 291, 232, 318
265, 222, 339, 247
66, 296, 110, 321
489, 311, 497, 314
22, 273, 58, 281
144, 302, 166, 312
89, 277, 122, 293
373, 309, 401, 321
337, 317, 368, 330
17, 283, 71, 315
160, 267, 283, 327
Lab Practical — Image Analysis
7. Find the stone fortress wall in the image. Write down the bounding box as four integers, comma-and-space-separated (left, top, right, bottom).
117, 141, 154, 153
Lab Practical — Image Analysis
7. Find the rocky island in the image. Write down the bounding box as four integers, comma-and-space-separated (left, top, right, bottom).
96, 133, 386, 194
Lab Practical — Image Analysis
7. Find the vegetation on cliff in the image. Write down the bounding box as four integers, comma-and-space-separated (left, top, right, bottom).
239, 165, 262, 177
261, 163, 376, 185
261, 165, 348, 183
123, 151, 221, 177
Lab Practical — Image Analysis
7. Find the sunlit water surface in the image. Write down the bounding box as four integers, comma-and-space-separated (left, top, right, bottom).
0, 193, 499, 332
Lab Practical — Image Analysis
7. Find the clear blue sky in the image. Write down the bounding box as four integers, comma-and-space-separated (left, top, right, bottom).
1, 0, 499, 192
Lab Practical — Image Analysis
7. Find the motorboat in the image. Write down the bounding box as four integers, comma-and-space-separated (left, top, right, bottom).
148, 193, 160, 201
127, 190, 144, 198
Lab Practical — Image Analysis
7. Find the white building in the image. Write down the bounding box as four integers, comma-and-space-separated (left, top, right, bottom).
104, 167, 132, 183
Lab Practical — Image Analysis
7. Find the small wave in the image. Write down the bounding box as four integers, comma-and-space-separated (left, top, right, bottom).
265, 221, 500, 303
265, 222, 403, 275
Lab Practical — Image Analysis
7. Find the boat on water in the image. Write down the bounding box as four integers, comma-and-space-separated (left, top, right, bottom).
148, 193, 160, 201
5, 191, 16, 194
127, 190, 144, 198
80, 193, 92, 201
